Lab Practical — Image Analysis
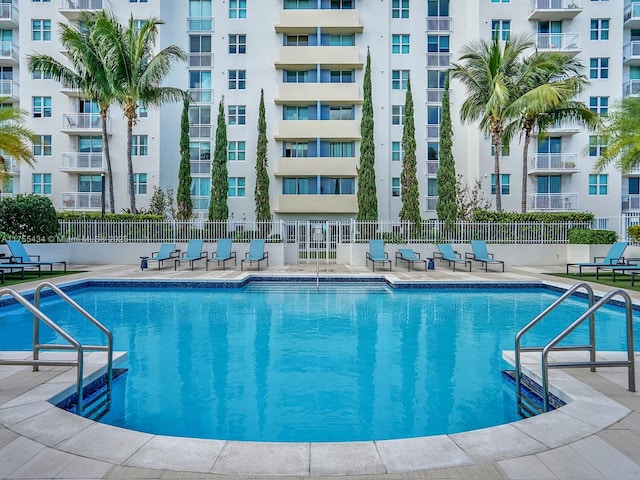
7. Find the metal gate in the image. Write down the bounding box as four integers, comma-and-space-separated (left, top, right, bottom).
288, 221, 344, 264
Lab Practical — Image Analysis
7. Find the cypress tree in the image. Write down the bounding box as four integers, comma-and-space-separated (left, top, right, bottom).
208, 97, 229, 221
357, 48, 378, 221
436, 73, 457, 229
399, 77, 421, 229
254, 89, 271, 222
176, 95, 193, 220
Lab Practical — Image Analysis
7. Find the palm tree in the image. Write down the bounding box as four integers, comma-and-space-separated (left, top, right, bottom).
94, 13, 187, 213
27, 11, 117, 212
450, 35, 533, 211
0, 99, 36, 187
594, 97, 640, 174
504, 51, 599, 212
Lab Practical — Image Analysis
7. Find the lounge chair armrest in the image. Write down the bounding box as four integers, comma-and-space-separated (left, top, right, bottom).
170, 250, 181, 258
454, 251, 462, 258
151, 251, 159, 259
465, 252, 476, 260
200, 251, 208, 259
433, 252, 444, 260
265, 251, 269, 259
230, 251, 237, 259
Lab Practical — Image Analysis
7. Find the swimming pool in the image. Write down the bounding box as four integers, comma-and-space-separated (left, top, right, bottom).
1, 280, 638, 442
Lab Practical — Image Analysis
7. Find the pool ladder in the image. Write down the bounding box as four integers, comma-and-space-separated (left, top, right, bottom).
0, 281, 113, 418
514, 282, 635, 416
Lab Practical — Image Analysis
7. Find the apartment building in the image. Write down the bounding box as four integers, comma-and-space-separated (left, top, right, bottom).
1, 0, 638, 220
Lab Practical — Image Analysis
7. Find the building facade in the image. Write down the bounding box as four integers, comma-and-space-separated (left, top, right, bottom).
1, 0, 639, 220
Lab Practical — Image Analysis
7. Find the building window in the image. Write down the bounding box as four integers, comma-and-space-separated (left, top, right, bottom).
392, 70, 410, 90
330, 70, 354, 83
427, 0, 449, 16
229, 0, 246, 18
589, 135, 606, 157
32, 97, 52, 118
392, 34, 410, 54
78, 175, 102, 193
327, 34, 354, 46
392, 105, 404, 125
229, 34, 246, 54
190, 177, 210, 209
228, 177, 245, 197
133, 173, 147, 195
31, 69, 52, 80
285, 34, 309, 46
589, 96, 609, 115
137, 102, 148, 118
590, 19, 609, 40
189, 105, 211, 126
392, 0, 409, 19
490, 143, 510, 157
228, 70, 246, 90
330, 0, 353, 8
228, 141, 246, 161
329, 105, 354, 120
32, 20, 51, 41
284, 70, 310, 83
284, 105, 308, 120
491, 174, 510, 195
32, 173, 51, 194
428, 142, 439, 161
329, 142, 354, 157
33, 135, 52, 156
427, 35, 450, 53
589, 174, 608, 195
131, 135, 149, 156
129, 0, 148, 2
491, 0, 509, 2
392, 178, 401, 197
491, 20, 510, 41
32, 0, 52, 2
188, 0, 213, 31
392, 141, 404, 162
589, 57, 609, 79
228, 105, 246, 125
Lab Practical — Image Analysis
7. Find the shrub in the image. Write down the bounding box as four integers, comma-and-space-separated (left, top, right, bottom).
568, 228, 617, 244
0, 194, 60, 242
627, 225, 640, 244
472, 210, 594, 223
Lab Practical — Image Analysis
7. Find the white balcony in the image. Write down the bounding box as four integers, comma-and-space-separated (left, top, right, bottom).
276, 194, 357, 214
528, 193, 579, 211
426, 196, 438, 211
528, 0, 582, 21
426, 16, 452, 31
60, 152, 105, 173
59, 0, 112, 20
543, 119, 582, 135
189, 53, 213, 68
528, 153, 579, 173
275, 9, 363, 34
276, 83, 361, 104
189, 125, 212, 138
276, 46, 362, 69
622, 194, 640, 211
623, 41, 640, 66
187, 17, 214, 31
0, 41, 19, 65
0, 80, 18, 101
188, 88, 213, 103
0, 3, 19, 27
426, 52, 451, 68
624, 1, 640, 28
426, 160, 439, 175
0, 155, 20, 175
276, 120, 360, 141
61, 192, 106, 211
624, 80, 640, 98
61, 113, 111, 134
275, 156, 358, 177
426, 88, 450, 103
534, 33, 581, 56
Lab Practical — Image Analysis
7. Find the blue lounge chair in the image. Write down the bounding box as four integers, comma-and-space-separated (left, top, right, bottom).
176, 239, 207, 270
466, 240, 504, 272
395, 248, 427, 271
241, 239, 268, 271
206, 239, 236, 270
147, 243, 178, 270
366, 240, 391, 271
566, 241, 628, 275
5, 240, 66, 275
435, 244, 472, 272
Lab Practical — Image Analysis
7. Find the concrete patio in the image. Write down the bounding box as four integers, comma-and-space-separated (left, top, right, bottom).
1, 263, 640, 479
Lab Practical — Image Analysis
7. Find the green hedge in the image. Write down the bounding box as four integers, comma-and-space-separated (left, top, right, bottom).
0, 195, 60, 243
57, 212, 164, 221
472, 210, 594, 223
567, 228, 617, 244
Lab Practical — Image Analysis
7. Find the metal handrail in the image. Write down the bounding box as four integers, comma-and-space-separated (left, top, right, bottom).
33, 282, 113, 416
541, 289, 636, 411
514, 282, 595, 415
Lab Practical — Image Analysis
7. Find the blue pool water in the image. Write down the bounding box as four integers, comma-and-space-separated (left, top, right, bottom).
1, 281, 638, 442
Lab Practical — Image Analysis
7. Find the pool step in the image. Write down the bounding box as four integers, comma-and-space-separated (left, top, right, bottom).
502, 370, 566, 417
58, 368, 127, 421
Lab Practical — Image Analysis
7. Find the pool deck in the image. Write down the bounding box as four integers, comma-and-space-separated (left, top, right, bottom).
2, 263, 640, 479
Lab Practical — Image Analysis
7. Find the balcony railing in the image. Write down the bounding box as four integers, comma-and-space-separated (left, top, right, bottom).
528, 153, 579, 172
426, 196, 438, 211
61, 113, 109, 132
426, 160, 439, 175
427, 125, 440, 139
531, 0, 581, 8
0, 3, 19, 24
60, 152, 105, 172
623, 41, 640, 62
426, 88, 450, 103
187, 17, 214, 31
190, 159, 211, 175
624, 2, 640, 24
0, 41, 19, 62
61, 192, 106, 211
59, 0, 112, 10
0, 155, 20, 174
426, 52, 451, 67
189, 125, 212, 138
528, 193, 579, 211
535, 33, 580, 52
622, 194, 640, 211
187, 88, 213, 103
426, 16, 451, 31
0, 79, 18, 98
624, 80, 640, 97
189, 53, 213, 68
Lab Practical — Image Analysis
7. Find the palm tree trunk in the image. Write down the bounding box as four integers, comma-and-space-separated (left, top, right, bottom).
492, 133, 502, 212
521, 129, 532, 213
101, 109, 115, 213
126, 117, 136, 214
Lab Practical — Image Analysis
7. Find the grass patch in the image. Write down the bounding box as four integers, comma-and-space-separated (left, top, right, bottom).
1, 270, 84, 288
547, 272, 640, 292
